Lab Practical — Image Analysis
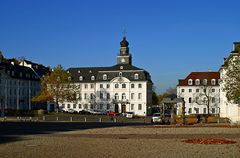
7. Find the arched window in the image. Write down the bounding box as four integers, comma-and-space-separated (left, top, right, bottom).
119, 72, 122, 77
211, 79, 216, 85
115, 84, 119, 88
103, 74, 107, 80
134, 73, 139, 80
122, 83, 126, 88
122, 93, 126, 100
115, 93, 119, 100
195, 79, 200, 85
203, 79, 208, 85
188, 79, 193, 85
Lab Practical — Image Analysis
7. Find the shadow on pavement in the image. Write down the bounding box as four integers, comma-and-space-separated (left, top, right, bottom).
0, 122, 149, 144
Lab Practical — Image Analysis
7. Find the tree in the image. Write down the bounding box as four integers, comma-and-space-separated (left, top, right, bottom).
193, 85, 219, 122
152, 91, 159, 105
223, 57, 240, 104
32, 65, 80, 111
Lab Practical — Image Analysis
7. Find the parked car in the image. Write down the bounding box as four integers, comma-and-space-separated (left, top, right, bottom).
151, 113, 162, 123
67, 109, 76, 113
107, 111, 116, 116
126, 112, 134, 118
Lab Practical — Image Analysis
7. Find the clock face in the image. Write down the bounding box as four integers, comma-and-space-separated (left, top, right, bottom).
121, 58, 125, 63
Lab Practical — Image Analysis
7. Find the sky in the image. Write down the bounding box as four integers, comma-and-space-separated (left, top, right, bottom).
0, 0, 240, 94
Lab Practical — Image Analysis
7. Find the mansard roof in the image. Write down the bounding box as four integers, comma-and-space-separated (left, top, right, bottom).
68, 64, 152, 83
177, 72, 220, 86
0, 60, 49, 81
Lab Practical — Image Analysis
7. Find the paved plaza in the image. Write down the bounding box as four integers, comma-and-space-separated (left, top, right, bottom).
0, 122, 240, 158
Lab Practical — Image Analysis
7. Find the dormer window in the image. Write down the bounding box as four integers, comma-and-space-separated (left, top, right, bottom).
188, 79, 193, 85
78, 70, 81, 73
211, 79, 216, 85
67, 71, 70, 74
68, 76, 71, 81
11, 71, 15, 76
89, 70, 92, 73
91, 76, 95, 81
103, 74, 107, 80
79, 76, 83, 81
119, 72, 122, 77
203, 79, 208, 85
195, 79, 200, 85
134, 73, 139, 80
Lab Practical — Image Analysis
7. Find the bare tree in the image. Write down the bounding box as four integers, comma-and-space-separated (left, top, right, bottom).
193, 85, 219, 122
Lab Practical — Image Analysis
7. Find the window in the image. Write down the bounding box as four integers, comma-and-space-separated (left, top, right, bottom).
131, 84, 135, 88
79, 76, 83, 81
107, 84, 110, 88
100, 92, 103, 99
84, 93, 87, 99
78, 70, 81, 73
212, 108, 216, 114
188, 108, 192, 114
100, 104, 103, 110
138, 84, 142, 88
107, 93, 110, 99
115, 93, 119, 100
67, 104, 70, 108
103, 74, 107, 80
79, 104, 82, 109
131, 104, 134, 110
211, 88, 215, 93
203, 79, 208, 85
84, 104, 88, 109
20, 72, 22, 78
62, 104, 65, 108
138, 104, 142, 110
181, 89, 185, 93
122, 93, 126, 100
91, 76, 95, 81
189, 89, 192, 93
134, 73, 139, 80
211, 79, 216, 85
203, 88, 206, 93
212, 97, 215, 103
203, 108, 207, 114
131, 93, 134, 100
84, 84, 88, 89
68, 76, 71, 81
196, 89, 199, 93
122, 84, 126, 88
90, 84, 94, 89
115, 84, 119, 88
189, 97, 192, 103
119, 72, 122, 77
195, 79, 200, 85
12, 71, 15, 76
188, 79, 193, 85
73, 104, 76, 109
90, 93, 94, 99
100, 84, 103, 88
195, 108, 199, 114
138, 93, 142, 100
107, 104, 110, 110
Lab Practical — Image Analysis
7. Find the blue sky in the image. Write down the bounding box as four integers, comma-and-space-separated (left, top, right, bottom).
0, 0, 240, 93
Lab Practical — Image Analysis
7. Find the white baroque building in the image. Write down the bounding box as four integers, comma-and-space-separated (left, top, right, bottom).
219, 42, 240, 123
177, 72, 220, 116
57, 36, 153, 116
0, 52, 49, 113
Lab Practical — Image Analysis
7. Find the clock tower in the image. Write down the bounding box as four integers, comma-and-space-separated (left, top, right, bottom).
117, 36, 132, 65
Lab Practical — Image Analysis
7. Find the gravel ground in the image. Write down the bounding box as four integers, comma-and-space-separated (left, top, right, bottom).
0, 126, 240, 158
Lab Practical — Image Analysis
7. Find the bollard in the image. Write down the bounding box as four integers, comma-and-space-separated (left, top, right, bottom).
43, 116, 46, 121
56, 116, 59, 121
84, 117, 87, 122
70, 117, 73, 122
99, 118, 102, 122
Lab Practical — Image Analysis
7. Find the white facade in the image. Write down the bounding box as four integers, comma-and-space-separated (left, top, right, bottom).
219, 43, 240, 123
177, 72, 220, 116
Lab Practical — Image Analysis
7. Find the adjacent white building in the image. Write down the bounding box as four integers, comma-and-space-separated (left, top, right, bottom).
177, 72, 220, 116
219, 42, 240, 123
0, 52, 49, 114
57, 36, 153, 116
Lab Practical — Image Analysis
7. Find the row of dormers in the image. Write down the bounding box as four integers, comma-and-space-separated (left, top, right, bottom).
187, 78, 220, 86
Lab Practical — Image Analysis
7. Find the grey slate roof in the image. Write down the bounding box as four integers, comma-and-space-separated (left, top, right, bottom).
68, 64, 152, 83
